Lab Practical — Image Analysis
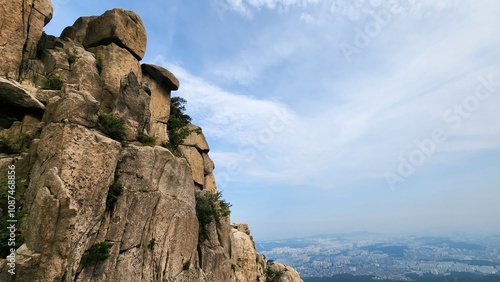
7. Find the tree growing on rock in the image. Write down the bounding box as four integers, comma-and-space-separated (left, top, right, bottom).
163, 96, 200, 152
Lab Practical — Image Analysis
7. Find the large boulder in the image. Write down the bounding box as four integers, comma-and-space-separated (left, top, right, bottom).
142, 64, 180, 91
83, 8, 147, 60
267, 262, 304, 282
178, 145, 205, 186
60, 16, 97, 43
0, 0, 53, 80
0, 77, 45, 110
183, 124, 210, 152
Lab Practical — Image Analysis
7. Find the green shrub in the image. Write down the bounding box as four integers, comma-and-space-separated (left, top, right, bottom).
0, 137, 17, 154
137, 133, 156, 146
96, 56, 103, 75
147, 238, 156, 250
106, 182, 123, 211
0, 134, 33, 154
98, 113, 126, 142
81, 242, 113, 266
42, 74, 63, 90
67, 48, 78, 65
195, 191, 231, 242
166, 97, 199, 148
160, 142, 182, 157
183, 260, 191, 271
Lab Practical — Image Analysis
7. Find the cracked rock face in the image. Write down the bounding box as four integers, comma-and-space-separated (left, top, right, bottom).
21, 123, 121, 281
0, 0, 52, 80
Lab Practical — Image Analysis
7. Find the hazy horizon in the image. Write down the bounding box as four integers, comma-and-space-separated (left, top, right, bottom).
45, 0, 500, 240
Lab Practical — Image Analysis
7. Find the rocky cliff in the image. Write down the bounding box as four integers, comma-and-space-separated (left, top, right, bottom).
0, 1, 303, 281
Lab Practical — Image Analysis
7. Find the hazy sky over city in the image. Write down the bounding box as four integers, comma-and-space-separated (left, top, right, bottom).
45, 0, 500, 240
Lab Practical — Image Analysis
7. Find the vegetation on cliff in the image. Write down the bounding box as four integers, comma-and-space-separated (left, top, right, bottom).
162, 96, 201, 154
196, 191, 232, 241
98, 112, 126, 142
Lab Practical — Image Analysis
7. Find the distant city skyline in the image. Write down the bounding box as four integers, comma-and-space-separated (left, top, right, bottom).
258, 233, 500, 279
45, 0, 500, 240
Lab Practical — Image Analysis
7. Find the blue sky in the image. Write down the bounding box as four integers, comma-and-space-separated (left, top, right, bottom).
46, 0, 500, 240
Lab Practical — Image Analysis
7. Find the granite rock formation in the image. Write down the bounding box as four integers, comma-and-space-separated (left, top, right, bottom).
0, 2, 303, 281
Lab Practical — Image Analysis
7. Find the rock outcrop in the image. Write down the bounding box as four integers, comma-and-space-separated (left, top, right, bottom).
0, 78, 45, 110
0, 2, 303, 282
0, 0, 52, 80
83, 8, 147, 60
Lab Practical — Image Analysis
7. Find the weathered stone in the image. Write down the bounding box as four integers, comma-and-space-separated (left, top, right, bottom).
20, 59, 47, 89
149, 121, 168, 144
267, 262, 304, 282
0, 244, 42, 282
198, 212, 235, 282
0, 3, 305, 281
113, 72, 150, 140
41, 47, 71, 73
35, 89, 61, 104
142, 63, 180, 91
178, 145, 205, 186
232, 225, 258, 282
20, 114, 44, 136
75, 145, 200, 282
256, 254, 267, 282
0, 0, 53, 80
89, 43, 141, 97
84, 8, 147, 60
43, 90, 99, 127
18, 123, 121, 281
143, 72, 170, 144
203, 152, 215, 175
63, 43, 109, 111
183, 124, 210, 152
0, 114, 43, 148
37, 31, 57, 51
232, 223, 250, 234
0, 77, 45, 110
204, 173, 218, 192
60, 16, 97, 43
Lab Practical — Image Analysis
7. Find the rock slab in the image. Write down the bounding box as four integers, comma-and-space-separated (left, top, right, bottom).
84, 8, 147, 60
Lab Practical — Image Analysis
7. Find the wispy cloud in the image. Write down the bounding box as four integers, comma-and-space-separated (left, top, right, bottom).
152, 55, 299, 144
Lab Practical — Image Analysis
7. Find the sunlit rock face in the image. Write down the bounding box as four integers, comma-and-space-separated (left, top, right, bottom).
0, 2, 303, 281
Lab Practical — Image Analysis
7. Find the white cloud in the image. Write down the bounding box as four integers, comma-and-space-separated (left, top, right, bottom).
150, 1, 500, 192
152, 55, 299, 145
216, 0, 466, 20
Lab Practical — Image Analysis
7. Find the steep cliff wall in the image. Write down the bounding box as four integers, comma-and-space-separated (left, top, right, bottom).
0, 2, 303, 281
